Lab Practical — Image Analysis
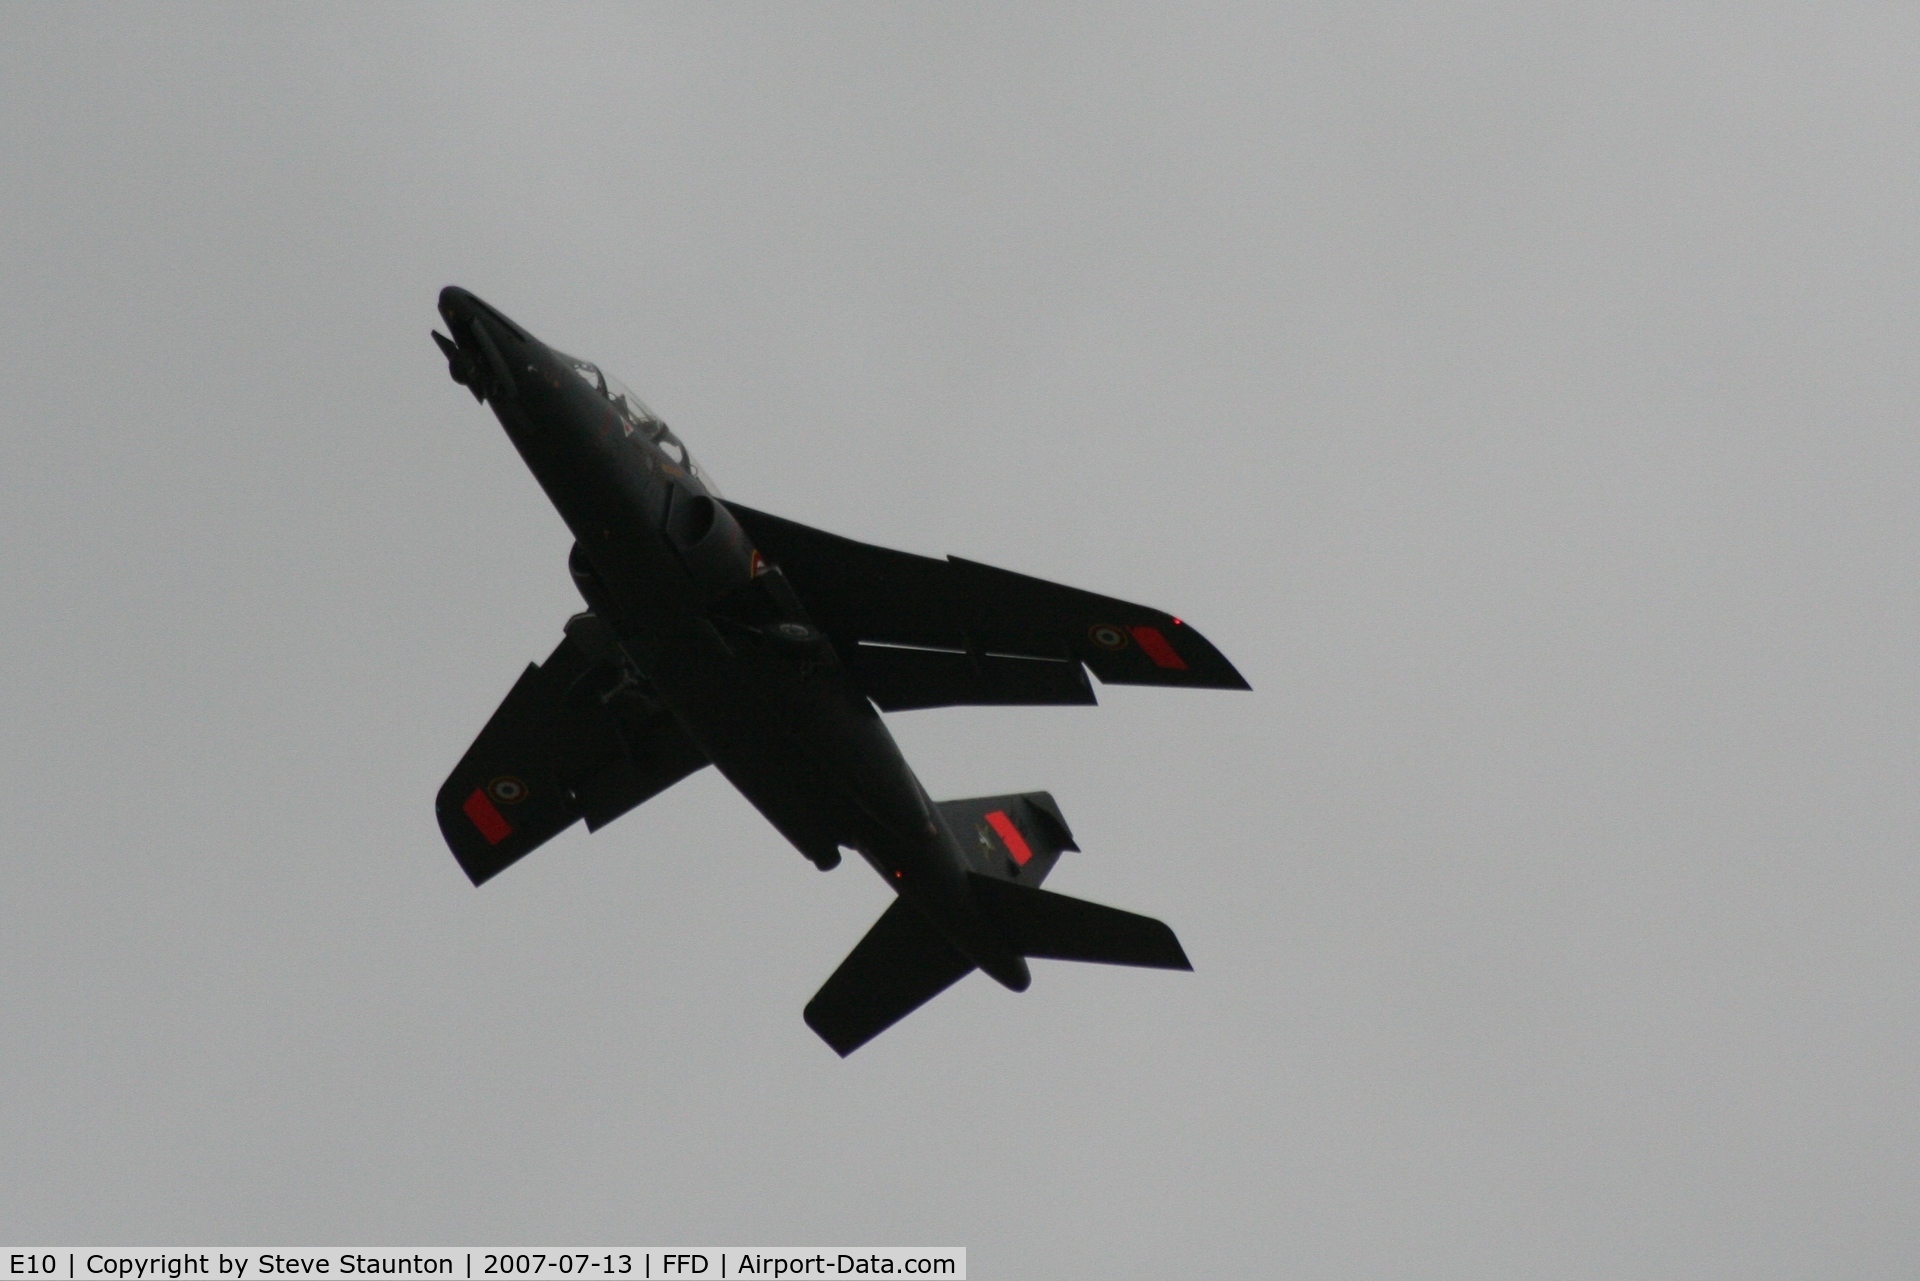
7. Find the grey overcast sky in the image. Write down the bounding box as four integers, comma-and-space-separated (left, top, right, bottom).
2, 4, 1916, 1276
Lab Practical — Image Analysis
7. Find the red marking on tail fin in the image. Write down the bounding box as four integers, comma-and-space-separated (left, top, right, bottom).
463, 787, 513, 845
1129, 625, 1189, 670
984, 810, 1033, 866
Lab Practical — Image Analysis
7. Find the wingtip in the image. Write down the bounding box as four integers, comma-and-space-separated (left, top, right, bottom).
1157, 924, 1195, 973
803, 1003, 864, 1058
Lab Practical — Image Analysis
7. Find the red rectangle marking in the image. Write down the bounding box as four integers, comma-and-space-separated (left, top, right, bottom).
463, 787, 513, 845
1129, 625, 1189, 670
984, 809, 1033, 866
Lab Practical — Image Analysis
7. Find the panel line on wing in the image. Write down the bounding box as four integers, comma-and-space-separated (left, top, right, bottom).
854, 639, 968, 655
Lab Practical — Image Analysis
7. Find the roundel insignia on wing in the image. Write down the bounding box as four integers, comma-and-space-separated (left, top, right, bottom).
1089, 623, 1129, 651
488, 776, 529, 805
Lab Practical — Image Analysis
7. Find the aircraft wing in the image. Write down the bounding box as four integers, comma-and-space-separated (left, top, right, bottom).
436, 613, 709, 885
722, 502, 1250, 710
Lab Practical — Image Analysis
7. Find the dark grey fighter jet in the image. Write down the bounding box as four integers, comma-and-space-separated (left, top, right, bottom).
430, 287, 1249, 1055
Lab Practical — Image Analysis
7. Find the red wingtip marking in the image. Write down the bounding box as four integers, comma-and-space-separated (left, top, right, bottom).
984, 810, 1034, 866
462, 787, 513, 845
1129, 625, 1189, 670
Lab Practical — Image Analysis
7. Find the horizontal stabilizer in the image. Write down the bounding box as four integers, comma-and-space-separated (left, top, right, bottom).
805, 899, 976, 1057
936, 791, 1077, 886
971, 873, 1192, 970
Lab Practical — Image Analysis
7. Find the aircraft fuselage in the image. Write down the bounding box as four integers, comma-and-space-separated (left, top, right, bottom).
436, 287, 1032, 991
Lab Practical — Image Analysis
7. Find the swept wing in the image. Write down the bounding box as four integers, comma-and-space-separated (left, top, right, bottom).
722, 502, 1250, 710
435, 612, 709, 885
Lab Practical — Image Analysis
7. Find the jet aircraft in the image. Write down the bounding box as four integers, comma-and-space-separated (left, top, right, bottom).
430, 287, 1250, 1054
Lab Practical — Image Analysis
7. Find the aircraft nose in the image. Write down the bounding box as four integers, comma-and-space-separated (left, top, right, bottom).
436, 285, 523, 402
439, 286, 532, 343
438, 285, 486, 334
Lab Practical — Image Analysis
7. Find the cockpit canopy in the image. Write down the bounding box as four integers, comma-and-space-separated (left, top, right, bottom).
559, 354, 716, 492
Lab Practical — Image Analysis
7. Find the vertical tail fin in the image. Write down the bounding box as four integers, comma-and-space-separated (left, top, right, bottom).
935, 790, 1077, 886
